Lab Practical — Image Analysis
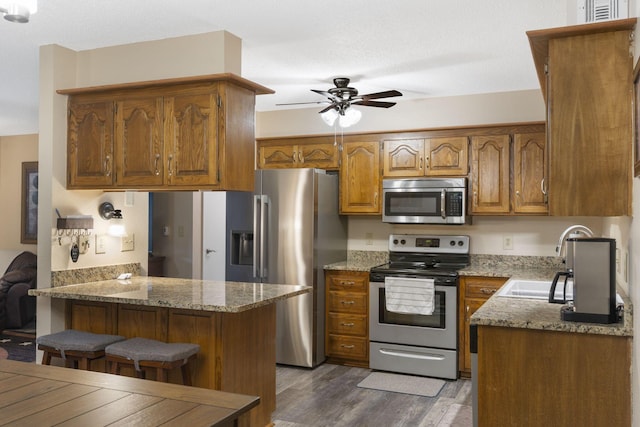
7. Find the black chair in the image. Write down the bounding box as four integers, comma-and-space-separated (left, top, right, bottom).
0, 251, 37, 331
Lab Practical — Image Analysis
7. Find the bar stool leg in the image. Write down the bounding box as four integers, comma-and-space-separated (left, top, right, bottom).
156, 367, 168, 382
42, 351, 52, 366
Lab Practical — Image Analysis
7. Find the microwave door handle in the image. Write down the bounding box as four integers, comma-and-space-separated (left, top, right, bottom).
441, 189, 446, 219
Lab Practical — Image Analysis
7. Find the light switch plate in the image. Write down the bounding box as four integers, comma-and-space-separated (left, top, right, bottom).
95, 235, 107, 254
121, 234, 135, 252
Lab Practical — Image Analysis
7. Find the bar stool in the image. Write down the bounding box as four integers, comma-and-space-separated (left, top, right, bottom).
37, 329, 126, 370
105, 337, 200, 385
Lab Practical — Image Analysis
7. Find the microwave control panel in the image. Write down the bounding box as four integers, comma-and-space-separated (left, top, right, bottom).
445, 192, 464, 216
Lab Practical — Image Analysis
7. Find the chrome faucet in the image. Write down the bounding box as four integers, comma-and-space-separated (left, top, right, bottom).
556, 225, 594, 260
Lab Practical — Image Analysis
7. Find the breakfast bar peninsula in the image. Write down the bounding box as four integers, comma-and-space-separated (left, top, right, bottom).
31, 277, 311, 427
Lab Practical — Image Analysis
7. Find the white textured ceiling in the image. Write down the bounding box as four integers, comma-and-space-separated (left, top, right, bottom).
0, 0, 569, 135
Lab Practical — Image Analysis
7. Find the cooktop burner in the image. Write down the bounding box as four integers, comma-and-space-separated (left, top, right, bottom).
369, 234, 470, 283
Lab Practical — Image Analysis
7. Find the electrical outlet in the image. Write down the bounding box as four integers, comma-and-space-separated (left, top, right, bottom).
503, 235, 513, 250
365, 232, 373, 246
121, 234, 135, 252
95, 235, 107, 254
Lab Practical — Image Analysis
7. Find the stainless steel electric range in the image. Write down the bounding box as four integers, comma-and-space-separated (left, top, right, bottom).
369, 234, 470, 380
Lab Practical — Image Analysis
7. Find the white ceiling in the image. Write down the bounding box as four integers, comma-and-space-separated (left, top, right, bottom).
0, 0, 571, 136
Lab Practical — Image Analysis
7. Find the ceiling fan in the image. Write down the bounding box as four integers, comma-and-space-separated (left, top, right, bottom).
278, 77, 402, 127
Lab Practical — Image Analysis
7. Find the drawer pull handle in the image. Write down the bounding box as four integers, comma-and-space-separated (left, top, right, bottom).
340, 300, 356, 305
340, 344, 355, 349
340, 281, 355, 286
480, 288, 497, 294
341, 322, 355, 327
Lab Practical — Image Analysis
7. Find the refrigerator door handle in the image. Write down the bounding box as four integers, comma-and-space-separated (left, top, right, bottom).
260, 195, 269, 278
253, 195, 269, 279
253, 195, 262, 278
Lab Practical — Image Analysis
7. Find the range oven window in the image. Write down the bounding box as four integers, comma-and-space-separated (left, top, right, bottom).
378, 288, 446, 328
385, 191, 441, 217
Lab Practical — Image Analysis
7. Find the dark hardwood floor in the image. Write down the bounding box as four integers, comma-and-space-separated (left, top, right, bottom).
274, 363, 472, 427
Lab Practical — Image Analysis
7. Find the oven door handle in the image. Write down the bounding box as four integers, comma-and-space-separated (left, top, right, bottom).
379, 348, 446, 361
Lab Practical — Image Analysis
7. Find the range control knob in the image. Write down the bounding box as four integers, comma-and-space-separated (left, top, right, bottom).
449, 240, 456, 246
400, 239, 406, 245
393, 239, 398, 245
458, 240, 464, 246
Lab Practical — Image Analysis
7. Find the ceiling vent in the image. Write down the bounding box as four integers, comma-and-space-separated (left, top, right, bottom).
577, 0, 628, 23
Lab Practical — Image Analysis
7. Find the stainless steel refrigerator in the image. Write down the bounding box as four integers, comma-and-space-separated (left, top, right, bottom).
254, 168, 348, 367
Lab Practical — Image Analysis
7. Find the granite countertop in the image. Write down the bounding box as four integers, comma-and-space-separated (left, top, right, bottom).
471, 282, 633, 337
30, 277, 311, 313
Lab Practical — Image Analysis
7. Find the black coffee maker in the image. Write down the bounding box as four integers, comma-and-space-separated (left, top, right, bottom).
549, 237, 618, 324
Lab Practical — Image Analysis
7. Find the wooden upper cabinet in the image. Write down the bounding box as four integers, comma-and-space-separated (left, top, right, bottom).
115, 96, 164, 187
470, 135, 510, 214
61, 74, 272, 191
425, 137, 468, 176
258, 141, 339, 169
340, 141, 381, 214
513, 132, 546, 214
259, 144, 297, 168
527, 19, 635, 216
383, 137, 468, 177
383, 139, 423, 176
67, 98, 115, 187
164, 90, 218, 187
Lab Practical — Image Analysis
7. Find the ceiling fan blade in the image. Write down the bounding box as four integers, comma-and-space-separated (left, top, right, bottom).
358, 90, 403, 100
318, 105, 338, 114
311, 89, 337, 99
352, 100, 397, 108
276, 100, 331, 106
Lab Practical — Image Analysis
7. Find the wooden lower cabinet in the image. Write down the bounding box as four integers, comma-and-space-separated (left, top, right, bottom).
458, 276, 507, 376
478, 325, 631, 426
325, 270, 369, 367
66, 300, 276, 427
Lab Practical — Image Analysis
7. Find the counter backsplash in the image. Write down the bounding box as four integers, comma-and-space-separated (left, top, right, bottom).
51, 263, 141, 287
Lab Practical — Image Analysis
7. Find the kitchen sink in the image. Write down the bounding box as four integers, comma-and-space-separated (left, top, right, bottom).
495, 278, 572, 300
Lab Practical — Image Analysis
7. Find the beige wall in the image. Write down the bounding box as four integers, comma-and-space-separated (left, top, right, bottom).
0, 134, 38, 271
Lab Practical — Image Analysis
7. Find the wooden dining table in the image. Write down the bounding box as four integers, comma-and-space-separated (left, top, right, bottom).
0, 359, 259, 426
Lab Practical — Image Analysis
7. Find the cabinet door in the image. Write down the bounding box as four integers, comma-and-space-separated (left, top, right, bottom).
115, 96, 164, 187
548, 30, 632, 216
299, 143, 340, 169
470, 135, 510, 214
67, 98, 114, 188
340, 141, 381, 214
513, 132, 547, 214
382, 139, 424, 177
164, 90, 218, 186
258, 144, 297, 169
461, 298, 485, 374
425, 137, 469, 176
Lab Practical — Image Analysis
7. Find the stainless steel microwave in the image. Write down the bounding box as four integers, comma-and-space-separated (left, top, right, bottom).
382, 178, 467, 224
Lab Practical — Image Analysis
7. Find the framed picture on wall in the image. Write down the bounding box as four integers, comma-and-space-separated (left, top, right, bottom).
21, 161, 38, 244
634, 58, 640, 177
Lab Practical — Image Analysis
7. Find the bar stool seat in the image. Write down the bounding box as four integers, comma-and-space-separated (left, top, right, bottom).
37, 329, 126, 370
105, 337, 199, 385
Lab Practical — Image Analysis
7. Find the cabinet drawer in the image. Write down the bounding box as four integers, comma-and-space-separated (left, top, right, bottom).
327, 274, 368, 292
465, 277, 507, 299
327, 313, 367, 336
327, 335, 368, 360
327, 292, 368, 314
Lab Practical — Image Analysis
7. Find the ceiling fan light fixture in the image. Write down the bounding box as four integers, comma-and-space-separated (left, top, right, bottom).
0, 0, 36, 23
338, 107, 362, 128
321, 109, 339, 126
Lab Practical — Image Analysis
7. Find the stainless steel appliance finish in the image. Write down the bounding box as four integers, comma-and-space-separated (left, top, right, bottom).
560, 237, 618, 324
382, 178, 467, 225
202, 191, 255, 283
369, 234, 469, 379
254, 169, 348, 367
